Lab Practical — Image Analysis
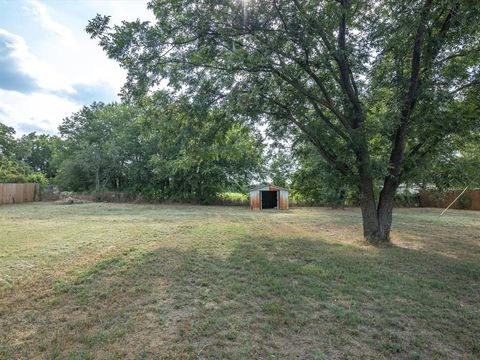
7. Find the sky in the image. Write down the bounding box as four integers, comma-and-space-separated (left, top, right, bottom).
0, 0, 155, 136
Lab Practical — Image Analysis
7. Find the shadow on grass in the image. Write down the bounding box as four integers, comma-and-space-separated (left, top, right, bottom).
2, 234, 479, 359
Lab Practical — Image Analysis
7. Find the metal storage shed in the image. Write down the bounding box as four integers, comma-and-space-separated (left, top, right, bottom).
249, 185, 289, 210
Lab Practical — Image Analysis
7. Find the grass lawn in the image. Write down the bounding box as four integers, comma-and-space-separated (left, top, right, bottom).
0, 203, 479, 359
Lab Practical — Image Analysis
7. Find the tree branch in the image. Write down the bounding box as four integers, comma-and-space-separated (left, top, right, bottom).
334, 0, 364, 126
266, 106, 351, 176
387, 0, 433, 180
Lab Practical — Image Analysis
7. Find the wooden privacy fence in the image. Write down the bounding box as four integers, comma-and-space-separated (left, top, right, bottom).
0, 183, 40, 205
419, 189, 480, 210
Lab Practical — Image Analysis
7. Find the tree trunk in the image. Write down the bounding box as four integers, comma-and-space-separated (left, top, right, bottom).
95, 167, 100, 192
359, 178, 399, 244
358, 171, 401, 244
358, 175, 380, 240
354, 137, 389, 244
376, 179, 398, 241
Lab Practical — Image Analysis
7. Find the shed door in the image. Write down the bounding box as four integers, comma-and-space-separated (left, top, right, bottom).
261, 190, 278, 209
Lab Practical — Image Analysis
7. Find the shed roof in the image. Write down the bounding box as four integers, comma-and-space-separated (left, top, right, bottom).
249, 184, 289, 192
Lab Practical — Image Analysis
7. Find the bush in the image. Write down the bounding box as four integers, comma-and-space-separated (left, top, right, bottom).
457, 194, 471, 209
215, 192, 248, 206
25, 172, 48, 185
55, 159, 95, 192
395, 191, 419, 207
0, 155, 47, 184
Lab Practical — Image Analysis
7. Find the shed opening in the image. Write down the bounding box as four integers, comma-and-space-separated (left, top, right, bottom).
261, 190, 278, 209
249, 185, 288, 210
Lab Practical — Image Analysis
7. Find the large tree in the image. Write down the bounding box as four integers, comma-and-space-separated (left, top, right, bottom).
16, 133, 61, 179
0, 123, 17, 158
57, 102, 155, 192
140, 95, 265, 201
87, 0, 480, 243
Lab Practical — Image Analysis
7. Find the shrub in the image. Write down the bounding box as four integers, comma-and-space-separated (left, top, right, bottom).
215, 192, 248, 206
395, 191, 419, 207
457, 194, 471, 209
0, 155, 47, 184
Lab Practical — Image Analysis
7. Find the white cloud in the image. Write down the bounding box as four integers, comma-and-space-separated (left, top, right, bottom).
19, 0, 132, 95
0, 28, 74, 93
0, 27, 84, 134
0, 89, 80, 135
0, 0, 155, 135
24, 0, 76, 45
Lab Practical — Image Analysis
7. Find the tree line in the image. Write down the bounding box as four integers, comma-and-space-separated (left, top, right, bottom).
1, 97, 267, 202
1, 91, 478, 206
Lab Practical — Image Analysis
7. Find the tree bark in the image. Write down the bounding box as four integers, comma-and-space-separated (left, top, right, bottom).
357, 147, 398, 244
355, 142, 384, 242
359, 176, 380, 240
377, 180, 398, 241
95, 167, 100, 192
359, 188, 393, 244
359, 177, 399, 244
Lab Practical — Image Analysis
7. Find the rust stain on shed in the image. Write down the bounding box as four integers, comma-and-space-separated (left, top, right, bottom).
250, 191, 260, 210
279, 190, 289, 209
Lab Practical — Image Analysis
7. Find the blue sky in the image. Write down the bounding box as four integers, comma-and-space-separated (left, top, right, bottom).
0, 0, 155, 136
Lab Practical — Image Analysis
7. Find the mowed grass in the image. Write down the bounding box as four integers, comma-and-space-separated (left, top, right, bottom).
0, 203, 479, 359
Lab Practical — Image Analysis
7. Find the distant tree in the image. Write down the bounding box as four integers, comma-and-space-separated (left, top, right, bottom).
410, 89, 480, 190
127, 94, 264, 201
88, 0, 480, 243
56, 98, 264, 200
16, 133, 61, 179
0, 122, 47, 184
55, 155, 97, 192
0, 157, 46, 183
0, 123, 17, 158
57, 102, 138, 192
266, 148, 295, 189
291, 143, 358, 207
